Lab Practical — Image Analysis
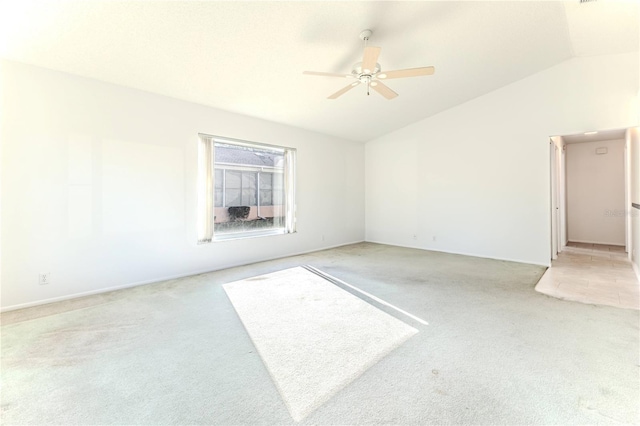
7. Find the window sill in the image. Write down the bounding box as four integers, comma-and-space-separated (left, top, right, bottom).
213, 228, 293, 242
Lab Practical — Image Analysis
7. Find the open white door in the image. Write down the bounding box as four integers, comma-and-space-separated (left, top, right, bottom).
550, 140, 558, 260
559, 143, 567, 249
624, 132, 632, 258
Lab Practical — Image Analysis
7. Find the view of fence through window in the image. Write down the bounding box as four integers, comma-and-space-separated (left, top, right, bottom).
214, 142, 286, 236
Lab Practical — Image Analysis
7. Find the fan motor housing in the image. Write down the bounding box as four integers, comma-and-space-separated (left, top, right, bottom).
351, 62, 381, 79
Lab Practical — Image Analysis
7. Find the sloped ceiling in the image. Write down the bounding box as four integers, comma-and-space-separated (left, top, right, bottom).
0, 1, 638, 142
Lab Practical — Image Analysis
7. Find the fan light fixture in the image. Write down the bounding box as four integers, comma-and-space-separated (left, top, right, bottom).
303, 29, 435, 100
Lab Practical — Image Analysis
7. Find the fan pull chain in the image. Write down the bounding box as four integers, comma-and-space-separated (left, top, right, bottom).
362, 31, 371, 95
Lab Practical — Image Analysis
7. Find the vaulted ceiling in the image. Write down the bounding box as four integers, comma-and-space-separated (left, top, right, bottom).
0, 1, 638, 142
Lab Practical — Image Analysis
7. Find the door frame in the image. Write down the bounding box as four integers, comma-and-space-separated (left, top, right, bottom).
551, 129, 631, 258
550, 137, 567, 262
550, 140, 558, 260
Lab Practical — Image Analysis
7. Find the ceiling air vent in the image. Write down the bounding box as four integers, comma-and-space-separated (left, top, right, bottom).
579, 0, 596, 3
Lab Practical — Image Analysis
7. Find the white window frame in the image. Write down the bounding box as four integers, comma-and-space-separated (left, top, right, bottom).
197, 134, 296, 243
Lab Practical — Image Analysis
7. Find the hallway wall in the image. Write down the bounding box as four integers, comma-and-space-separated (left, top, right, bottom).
566, 139, 626, 245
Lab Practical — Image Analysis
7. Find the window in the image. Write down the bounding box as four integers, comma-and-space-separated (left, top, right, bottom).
197, 134, 296, 242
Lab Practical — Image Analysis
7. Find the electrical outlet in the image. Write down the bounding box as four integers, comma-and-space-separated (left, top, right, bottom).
432, 236, 437, 242
413, 234, 418, 240
39, 273, 50, 285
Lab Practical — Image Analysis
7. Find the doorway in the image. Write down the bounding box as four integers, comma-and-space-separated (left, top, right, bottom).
539, 128, 639, 310
550, 128, 630, 259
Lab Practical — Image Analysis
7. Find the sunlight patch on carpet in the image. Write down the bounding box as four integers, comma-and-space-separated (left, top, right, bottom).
223, 266, 418, 422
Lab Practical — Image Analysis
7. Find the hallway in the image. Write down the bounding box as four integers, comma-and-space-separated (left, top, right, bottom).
536, 242, 640, 310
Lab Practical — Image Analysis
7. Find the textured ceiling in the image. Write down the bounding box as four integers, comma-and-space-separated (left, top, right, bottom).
0, 1, 638, 142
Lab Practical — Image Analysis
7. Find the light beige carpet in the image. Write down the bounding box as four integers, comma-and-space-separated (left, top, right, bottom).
223, 266, 418, 422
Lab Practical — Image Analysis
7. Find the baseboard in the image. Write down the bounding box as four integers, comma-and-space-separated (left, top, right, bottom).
633, 261, 640, 282
0, 240, 365, 313
365, 239, 551, 267
568, 239, 626, 247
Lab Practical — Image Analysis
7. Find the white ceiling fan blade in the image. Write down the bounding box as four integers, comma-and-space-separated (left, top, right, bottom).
303, 71, 353, 78
328, 82, 360, 99
361, 46, 381, 74
371, 81, 398, 100
379, 66, 435, 79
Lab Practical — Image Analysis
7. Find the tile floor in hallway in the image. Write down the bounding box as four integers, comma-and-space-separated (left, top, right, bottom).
535, 242, 640, 310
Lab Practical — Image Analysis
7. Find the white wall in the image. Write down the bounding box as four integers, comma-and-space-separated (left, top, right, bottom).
0, 60, 365, 310
628, 127, 640, 277
366, 52, 639, 266
566, 139, 625, 245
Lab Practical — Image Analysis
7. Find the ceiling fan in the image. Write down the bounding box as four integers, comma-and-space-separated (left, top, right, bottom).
303, 29, 435, 100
